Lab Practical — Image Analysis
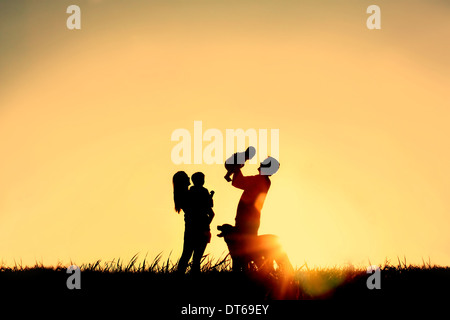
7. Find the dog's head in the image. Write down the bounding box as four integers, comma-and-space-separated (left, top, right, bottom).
217, 224, 236, 238
217, 224, 243, 258
217, 224, 248, 253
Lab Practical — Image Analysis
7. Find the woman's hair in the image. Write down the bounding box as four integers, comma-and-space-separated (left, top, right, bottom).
172, 171, 190, 213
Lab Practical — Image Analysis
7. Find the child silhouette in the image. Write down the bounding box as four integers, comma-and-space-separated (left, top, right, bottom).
189, 172, 215, 231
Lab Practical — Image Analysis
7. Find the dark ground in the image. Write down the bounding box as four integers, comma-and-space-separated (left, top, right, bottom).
1, 264, 449, 310
1, 253, 449, 318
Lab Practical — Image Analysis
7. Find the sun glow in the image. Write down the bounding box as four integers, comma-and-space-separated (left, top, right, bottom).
1, 1, 449, 268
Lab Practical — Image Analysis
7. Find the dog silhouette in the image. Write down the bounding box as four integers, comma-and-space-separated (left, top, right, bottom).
217, 224, 293, 274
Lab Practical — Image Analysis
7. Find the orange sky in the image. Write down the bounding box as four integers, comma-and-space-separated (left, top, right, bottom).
1, 0, 449, 268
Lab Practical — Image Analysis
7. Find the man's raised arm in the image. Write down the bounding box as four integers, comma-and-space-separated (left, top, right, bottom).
231, 169, 251, 190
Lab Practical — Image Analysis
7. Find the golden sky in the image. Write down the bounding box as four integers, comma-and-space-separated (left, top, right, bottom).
1, 0, 449, 268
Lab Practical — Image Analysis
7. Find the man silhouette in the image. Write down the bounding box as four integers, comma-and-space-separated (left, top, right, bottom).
231, 156, 280, 236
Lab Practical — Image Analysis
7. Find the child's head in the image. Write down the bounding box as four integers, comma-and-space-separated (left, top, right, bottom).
191, 172, 205, 186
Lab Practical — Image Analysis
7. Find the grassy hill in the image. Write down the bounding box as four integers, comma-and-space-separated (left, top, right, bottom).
2, 254, 449, 304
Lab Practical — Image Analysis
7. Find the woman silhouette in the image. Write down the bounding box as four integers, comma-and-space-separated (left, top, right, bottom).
172, 171, 214, 274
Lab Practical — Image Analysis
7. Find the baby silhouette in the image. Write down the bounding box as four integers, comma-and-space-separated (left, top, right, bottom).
224, 146, 256, 182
